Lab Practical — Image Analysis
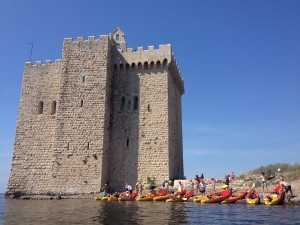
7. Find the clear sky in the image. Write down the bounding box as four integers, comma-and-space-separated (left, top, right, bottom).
0, 0, 300, 193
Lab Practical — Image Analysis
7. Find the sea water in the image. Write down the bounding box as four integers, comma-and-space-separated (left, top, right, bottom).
1, 194, 300, 224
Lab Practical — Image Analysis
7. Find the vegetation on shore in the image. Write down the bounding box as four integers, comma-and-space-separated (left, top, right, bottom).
239, 163, 300, 182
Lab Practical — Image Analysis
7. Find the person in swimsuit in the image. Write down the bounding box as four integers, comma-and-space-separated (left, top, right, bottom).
260, 172, 268, 193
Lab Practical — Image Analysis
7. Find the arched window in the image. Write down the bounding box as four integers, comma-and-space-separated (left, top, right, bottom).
150, 61, 154, 69
126, 63, 130, 71
114, 64, 118, 72
163, 58, 168, 68
133, 96, 139, 111
116, 34, 120, 41
80, 100, 84, 107
131, 63, 136, 71
120, 96, 125, 111
50, 100, 57, 115
157, 61, 161, 69
38, 101, 44, 114
144, 62, 148, 70
138, 62, 142, 70
120, 64, 124, 72
82, 75, 85, 83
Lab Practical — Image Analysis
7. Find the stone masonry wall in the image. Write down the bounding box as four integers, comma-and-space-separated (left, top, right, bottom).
50, 36, 112, 194
7, 61, 61, 194
109, 42, 183, 190
168, 63, 184, 179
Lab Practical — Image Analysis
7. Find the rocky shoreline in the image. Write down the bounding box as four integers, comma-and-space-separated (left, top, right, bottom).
5, 178, 300, 204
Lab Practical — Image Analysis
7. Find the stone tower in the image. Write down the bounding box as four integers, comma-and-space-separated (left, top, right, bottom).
7, 28, 184, 195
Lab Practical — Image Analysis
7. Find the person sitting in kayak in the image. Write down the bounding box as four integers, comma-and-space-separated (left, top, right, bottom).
247, 189, 259, 199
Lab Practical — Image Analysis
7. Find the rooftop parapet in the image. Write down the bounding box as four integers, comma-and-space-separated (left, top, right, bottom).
112, 43, 184, 94
24, 59, 61, 67
112, 44, 172, 65
63, 35, 109, 44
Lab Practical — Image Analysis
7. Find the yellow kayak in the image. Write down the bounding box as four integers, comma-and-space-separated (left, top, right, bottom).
95, 196, 108, 201
108, 196, 118, 201
246, 197, 260, 205
136, 196, 154, 201
193, 196, 206, 203
166, 197, 184, 202
153, 195, 171, 201
264, 192, 285, 205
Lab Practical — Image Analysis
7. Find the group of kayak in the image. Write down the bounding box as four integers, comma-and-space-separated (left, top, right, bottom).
96, 184, 286, 205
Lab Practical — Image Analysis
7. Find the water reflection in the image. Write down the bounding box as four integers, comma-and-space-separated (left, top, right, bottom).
95, 201, 188, 224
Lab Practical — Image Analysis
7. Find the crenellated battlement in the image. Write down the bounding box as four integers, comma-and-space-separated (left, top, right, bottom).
112, 44, 172, 69
112, 43, 184, 94
118, 44, 170, 54
63, 35, 110, 44
24, 59, 61, 67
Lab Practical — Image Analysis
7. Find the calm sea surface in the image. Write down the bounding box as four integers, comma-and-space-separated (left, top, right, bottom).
1, 194, 300, 224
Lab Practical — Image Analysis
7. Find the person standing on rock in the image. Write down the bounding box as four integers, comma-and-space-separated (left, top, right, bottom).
193, 178, 199, 196
211, 178, 216, 193
200, 174, 204, 181
125, 183, 133, 194
136, 182, 143, 196
231, 172, 236, 179
101, 183, 109, 197
260, 172, 268, 193
224, 175, 230, 186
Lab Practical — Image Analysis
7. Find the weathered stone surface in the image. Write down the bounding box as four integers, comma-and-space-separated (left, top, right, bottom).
7, 28, 184, 195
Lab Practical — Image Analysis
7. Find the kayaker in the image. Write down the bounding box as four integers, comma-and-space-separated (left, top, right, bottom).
199, 181, 206, 196
210, 178, 216, 193
200, 174, 204, 181
194, 179, 199, 196
136, 182, 143, 196
224, 175, 229, 186
195, 175, 200, 183
101, 183, 108, 197
279, 180, 294, 201
231, 172, 236, 179
176, 181, 184, 193
260, 172, 268, 193
163, 180, 170, 193
125, 183, 133, 194
113, 192, 120, 198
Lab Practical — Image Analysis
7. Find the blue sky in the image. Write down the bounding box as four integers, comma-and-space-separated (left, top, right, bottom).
1, 0, 300, 193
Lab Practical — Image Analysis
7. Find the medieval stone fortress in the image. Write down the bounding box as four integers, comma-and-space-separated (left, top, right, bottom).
7, 28, 184, 195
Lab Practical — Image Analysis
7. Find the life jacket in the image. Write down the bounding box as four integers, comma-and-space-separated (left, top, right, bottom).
273, 185, 283, 193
